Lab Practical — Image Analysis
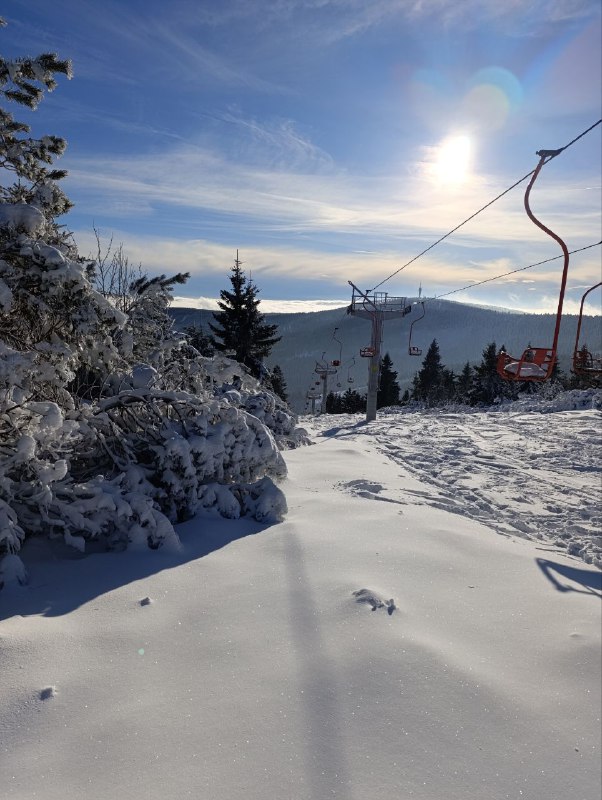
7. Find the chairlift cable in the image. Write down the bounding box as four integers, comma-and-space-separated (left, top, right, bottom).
369, 119, 602, 292
430, 240, 602, 301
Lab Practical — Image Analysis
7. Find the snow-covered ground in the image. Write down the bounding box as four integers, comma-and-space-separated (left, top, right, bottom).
2, 393, 601, 800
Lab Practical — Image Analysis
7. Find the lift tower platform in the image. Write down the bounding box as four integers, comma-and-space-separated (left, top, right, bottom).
347, 282, 411, 421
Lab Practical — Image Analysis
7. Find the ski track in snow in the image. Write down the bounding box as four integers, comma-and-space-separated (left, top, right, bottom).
315, 408, 602, 567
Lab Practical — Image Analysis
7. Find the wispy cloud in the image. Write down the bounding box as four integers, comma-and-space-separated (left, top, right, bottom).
72, 223, 602, 316
64, 129, 601, 254
173, 0, 601, 43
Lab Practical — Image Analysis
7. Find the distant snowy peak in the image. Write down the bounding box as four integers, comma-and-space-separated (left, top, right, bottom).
171, 296, 349, 314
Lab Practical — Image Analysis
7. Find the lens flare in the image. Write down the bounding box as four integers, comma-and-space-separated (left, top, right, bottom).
462, 67, 523, 131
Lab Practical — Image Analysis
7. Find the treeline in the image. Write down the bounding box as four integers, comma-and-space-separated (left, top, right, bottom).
324, 339, 596, 414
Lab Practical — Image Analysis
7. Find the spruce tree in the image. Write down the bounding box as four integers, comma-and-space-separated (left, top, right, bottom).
0, 26, 72, 216
412, 339, 445, 405
209, 252, 280, 378
472, 342, 517, 405
183, 324, 214, 356
270, 364, 288, 402
325, 391, 340, 413
341, 388, 366, 413
441, 368, 456, 403
0, 23, 121, 402
456, 362, 474, 403
377, 352, 400, 408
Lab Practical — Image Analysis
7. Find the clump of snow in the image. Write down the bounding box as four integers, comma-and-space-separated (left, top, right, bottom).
492, 387, 602, 414
502, 361, 548, 377
352, 588, 396, 614
0, 203, 45, 235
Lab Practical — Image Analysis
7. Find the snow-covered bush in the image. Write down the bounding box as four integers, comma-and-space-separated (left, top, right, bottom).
0, 28, 304, 587
87, 389, 287, 520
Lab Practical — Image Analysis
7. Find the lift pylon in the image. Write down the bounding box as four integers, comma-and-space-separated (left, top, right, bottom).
314, 359, 338, 414
347, 282, 411, 421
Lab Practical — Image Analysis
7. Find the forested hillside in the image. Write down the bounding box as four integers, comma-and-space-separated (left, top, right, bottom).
171, 300, 602, 410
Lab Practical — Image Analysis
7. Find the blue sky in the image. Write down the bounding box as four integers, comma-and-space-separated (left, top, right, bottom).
3, 0, 601, 313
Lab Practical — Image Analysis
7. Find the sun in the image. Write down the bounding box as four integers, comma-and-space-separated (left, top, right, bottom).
433, 135, 471, 184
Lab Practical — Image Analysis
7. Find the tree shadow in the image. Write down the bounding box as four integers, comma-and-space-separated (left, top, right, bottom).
536, 558, 602, 597
0, 515, 268, 621
318, 420, 369, 438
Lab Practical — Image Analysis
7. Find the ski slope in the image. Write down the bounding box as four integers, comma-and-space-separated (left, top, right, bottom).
1, 393, 600, 800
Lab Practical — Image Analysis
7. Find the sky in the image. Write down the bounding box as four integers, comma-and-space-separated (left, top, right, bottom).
2, 0, 601, 313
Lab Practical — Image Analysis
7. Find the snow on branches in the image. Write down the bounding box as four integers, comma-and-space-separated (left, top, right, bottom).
0, 227, 302, 587
0, 26, 305, 587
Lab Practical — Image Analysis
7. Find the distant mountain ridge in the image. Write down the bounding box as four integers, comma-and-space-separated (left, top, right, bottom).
170, 299, 602, 411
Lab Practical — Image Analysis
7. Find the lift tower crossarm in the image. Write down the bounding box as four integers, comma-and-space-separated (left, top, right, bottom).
347, 281, 411, 421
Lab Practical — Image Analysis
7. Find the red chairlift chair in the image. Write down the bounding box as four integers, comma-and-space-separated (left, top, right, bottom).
572, 282, 602, 377
330, 328, 343, 367
497, 149, 569, 382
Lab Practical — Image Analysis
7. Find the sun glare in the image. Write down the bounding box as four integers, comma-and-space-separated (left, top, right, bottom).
434, 135, 471, 184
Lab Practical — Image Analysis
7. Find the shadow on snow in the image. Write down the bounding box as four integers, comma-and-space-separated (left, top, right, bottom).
0, 514, 270, 621
536, 558, 602, 597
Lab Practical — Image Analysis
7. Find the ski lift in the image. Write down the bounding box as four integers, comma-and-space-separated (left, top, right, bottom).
572, 282, 602, 376
330, 327, 343, 366
497, 149, 570, 382
347, 357, 356, 383
360, 346, 376, 358
408, 301, 425, 356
